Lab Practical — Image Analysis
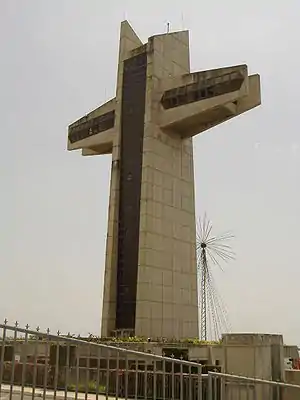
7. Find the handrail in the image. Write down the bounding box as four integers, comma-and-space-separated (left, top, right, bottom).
208, 371, 300, 389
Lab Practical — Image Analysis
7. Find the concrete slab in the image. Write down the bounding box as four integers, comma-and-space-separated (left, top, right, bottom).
0, 385, 117, 400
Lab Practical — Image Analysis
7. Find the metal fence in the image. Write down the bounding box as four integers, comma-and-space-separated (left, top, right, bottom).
1, 321, 300, 400
1, 321, 205, 400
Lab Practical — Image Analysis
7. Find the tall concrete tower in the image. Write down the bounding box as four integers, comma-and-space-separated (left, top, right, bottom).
67, 21, 261, 339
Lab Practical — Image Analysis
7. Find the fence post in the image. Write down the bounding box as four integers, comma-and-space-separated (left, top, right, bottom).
208, 373, 213, 400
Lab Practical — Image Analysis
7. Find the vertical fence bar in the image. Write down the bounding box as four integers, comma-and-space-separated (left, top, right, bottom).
125, 353, 129, 400
20, 325, 29, 400
220, 374, 225, 400
31, 328, 39, 400
276, 384, 280, 400
42, 330, 50, 400
115, 350, 119, 400
53, 337, 60, 400
144, 359, 148, 400
188, 364, 192, 400
134, 358, 138, 400
96, 346, 100, 400
171, 359, 175, 400
208, 373, 212, 400
213, 375, 217, 400
282, 385, 286, 400
179, 362, 183, 400
0, 321, 7, 398
253, 379, 257, 400
84, 346, 90, 400
264, 381, 269, 400
153, 358, 157, 400
162, 357, 166, 400
9, 323, 18, 400
246, 382, 250, 400
197, 365, 202, 400
105, 349, 110, 400
64, 337, 70, 400
75, 344, 79, 400
233, 379, 237, 400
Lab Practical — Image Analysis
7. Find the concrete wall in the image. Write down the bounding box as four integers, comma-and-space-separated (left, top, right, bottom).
222, 333, 285, 400
285, 369, 300, 384
222, 333, 284, 379
284, 345, 299, 359
284, 370, 300, 400
5, 341, 49, 362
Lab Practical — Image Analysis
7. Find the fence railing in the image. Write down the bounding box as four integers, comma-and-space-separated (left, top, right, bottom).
0, 321, 205, 400
207, 371, 300, 400
1, 321, 300, 400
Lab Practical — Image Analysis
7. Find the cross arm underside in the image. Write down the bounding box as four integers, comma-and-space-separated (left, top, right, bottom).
159, 65, 261, 138
67, 98, 116, 155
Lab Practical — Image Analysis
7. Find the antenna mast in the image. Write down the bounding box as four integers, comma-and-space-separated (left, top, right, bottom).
197, 214, 235, 341
200, 243, 208, 340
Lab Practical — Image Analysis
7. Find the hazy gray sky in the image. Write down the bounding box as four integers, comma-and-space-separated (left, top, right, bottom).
1, 0, 299, 344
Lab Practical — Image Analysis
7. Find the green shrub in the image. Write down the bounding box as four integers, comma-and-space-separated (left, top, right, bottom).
67, 381, 105, 393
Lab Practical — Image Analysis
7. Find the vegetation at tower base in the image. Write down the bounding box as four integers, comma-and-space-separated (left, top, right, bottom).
3, 335, 221, 344
82, 335, 221, 345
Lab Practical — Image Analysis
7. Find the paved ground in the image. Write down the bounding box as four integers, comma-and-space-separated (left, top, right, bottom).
0, 386, 117, 400
0, 393, 42, 400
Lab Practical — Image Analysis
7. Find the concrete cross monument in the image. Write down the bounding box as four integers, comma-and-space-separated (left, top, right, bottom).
67, 21, 261, 339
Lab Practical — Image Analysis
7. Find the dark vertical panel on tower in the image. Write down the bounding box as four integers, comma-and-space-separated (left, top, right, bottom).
116, 51, 147, 330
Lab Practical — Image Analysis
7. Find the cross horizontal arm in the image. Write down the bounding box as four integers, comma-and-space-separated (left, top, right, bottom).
159, 66, 261, 138
67, 97, 116, 155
